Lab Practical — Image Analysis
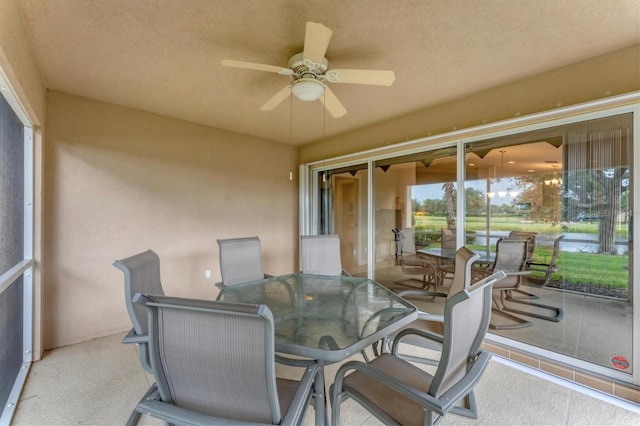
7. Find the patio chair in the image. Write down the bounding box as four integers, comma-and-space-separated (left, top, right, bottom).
486, 237, 563, 328
394, 228, 438, 291
300, 234, 351, 276
112, 249, 164, 425
216, 236, 271, 299
384, 247, 504, 364
132, 294, 323, 425
330, 268, 499, 426
388, 247, 488, 364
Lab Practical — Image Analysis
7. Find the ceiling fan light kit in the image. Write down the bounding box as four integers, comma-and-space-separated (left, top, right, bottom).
221, 21, 395, 118
291, 78, 325, 101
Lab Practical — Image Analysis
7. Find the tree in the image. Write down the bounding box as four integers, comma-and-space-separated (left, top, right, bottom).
443, 182, 455, 228
465, 187, 487, 215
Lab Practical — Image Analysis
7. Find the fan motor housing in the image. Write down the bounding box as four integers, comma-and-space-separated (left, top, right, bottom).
288, 52, 328, 79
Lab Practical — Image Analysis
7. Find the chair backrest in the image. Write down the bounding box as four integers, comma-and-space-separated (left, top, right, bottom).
428, 270, 502, 398
137, 294, 283, 424
508, 231, 536, 262
446, 246, 480, 299
218, 236, 265, 286
491, 237, 529, 288
113, 249, 164, 338
399, 228, 416, 255
548, 235, 565, 267
300, 234, 344, 276
441, 227, 456, 256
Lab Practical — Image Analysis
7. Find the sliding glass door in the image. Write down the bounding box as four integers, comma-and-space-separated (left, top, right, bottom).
371, 148, 457, 288
303, 100, 638, 387
312, 165, 369, 277
465, 113, 634, 375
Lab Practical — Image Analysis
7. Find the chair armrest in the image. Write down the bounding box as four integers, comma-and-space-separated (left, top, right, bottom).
281, 362, 322, 425
416, 311, 444, 323
527, 262, 558, 272
435, 351, 492, 410
391, 327, 445, 354
504, 270, 531, 277
122, 328, 148, 345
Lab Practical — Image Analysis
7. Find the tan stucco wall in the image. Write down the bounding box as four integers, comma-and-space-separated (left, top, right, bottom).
43, 91, 299, 349
300, 44, 640, 163
0, 0, 45, 125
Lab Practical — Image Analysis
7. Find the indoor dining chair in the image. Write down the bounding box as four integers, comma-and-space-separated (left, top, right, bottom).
394, 227, 438, 291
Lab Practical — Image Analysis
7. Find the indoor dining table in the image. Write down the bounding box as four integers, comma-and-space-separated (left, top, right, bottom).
418, 246, 496, 285
218, 272, 418, 425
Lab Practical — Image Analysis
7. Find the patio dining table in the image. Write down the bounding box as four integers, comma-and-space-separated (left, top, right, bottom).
218, 272, 418, 425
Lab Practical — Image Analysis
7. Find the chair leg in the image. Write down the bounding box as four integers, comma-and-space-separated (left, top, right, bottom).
508, 287, 540, 300
128, 384, 160, 426
126, 409, 142, 426
393, 274, 435, 292
450, 390, 479, 419
489, 293, 532, 329
502, 290, 564, 322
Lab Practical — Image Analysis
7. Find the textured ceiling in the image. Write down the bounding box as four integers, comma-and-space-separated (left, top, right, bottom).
16, 0, 640, 145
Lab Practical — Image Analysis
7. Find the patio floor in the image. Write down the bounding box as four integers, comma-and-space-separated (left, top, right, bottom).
10, 319, 640, 425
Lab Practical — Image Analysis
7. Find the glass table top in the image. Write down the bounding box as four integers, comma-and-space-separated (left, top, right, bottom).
219, 273, 418, 363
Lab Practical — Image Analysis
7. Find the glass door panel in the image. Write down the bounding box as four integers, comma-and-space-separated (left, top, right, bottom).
372, 149, 457, 289
316, 165, 368, 277
465, 113, 634, 374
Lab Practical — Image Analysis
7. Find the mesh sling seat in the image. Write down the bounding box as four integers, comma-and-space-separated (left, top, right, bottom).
394, 228, 438, 291
216, 236, 272, 300
330, 270, 503, 426
299, 234, 351, 276
132, 294, 323, 425
112, 249, 165, 425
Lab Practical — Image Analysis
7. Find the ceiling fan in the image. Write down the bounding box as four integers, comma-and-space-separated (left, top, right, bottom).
221, 22, 395, 118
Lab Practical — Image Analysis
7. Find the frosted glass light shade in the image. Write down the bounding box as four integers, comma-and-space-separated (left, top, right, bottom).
292, 79, 325, 101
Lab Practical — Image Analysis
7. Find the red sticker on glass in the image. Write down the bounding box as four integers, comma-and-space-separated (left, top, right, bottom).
610, 355, 629, 370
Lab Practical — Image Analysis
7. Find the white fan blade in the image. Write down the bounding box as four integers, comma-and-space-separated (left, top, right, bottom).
303, 22, 333, 64
327, 69, 395, 86
319, 86, 347, 118
221, 59, 294, 75
260, 86, 292, 111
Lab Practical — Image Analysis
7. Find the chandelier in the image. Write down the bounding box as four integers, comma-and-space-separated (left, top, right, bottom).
544, 165, 562, 187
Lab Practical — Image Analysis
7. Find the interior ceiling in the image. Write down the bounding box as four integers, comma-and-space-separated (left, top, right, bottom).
16, 0, 640, 146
